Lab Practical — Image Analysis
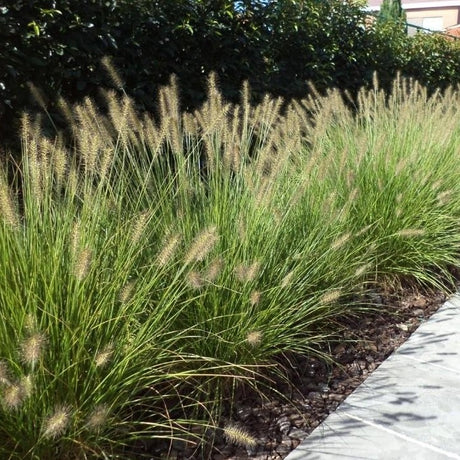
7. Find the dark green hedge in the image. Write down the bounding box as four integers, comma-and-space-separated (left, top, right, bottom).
1, 0, 460, 144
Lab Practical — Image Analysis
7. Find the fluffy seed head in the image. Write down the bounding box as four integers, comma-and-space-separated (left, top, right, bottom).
223, 423, 257, 448
0, 175, 19, 228
246, 331, 263, 347
20, 112, 32, 144
281, 271, 295, 288
184, 226, 219, 265
187, 271, 204, 289
250, 290, 261, 306
0, 361, 10, 386
348, 187, 359, 204
52, 147, 67, 186
70, 221, 81, 258
101, 56, 124, 90
78, 134, 100, 175
2, 384, 24, 410
205, 257, 223, 282
20, 333, 46, 368
43, 406, 71, 439
86, 404, 110, 432
24, 314, 37, 334
431, 179, 442, 191
27, 82, 48, 110
355, 223, 373, 237
395, 228, 425, 238
95, 345, 114, 369
119, 280, 135, 304
395, 158, 408, 175
27, 139, 44, 200
323, 191, 337, 213
131, 210, 150, 245
156, 233, 181, 267
20, 375, 33, 398
57, 97, 74, 127
331, 232, 351, 251
320, 289, 342, 305
354, 263, 371, 279
98, 147, 113, 181
437, 190, 452, 206
73, 247, 92, 281
67, 168, 79, 200
235, 260, 260, 283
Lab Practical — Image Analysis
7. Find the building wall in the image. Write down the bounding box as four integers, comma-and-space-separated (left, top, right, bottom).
367, 1, 460, 32
406, 7, 460, 29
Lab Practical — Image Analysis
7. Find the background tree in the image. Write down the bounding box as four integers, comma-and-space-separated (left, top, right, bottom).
377, 0, 407, 32
1, 0, 459, 150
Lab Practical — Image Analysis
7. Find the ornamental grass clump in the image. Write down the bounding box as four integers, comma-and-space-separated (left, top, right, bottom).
0, 113, 213, 458
0, 71, 459, 457
303, 74, 460, 288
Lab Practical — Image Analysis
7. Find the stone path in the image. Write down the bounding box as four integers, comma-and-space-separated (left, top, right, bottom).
285, 293, 460, 460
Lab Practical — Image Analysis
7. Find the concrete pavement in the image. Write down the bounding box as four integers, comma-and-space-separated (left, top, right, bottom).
285, 293, 460, 460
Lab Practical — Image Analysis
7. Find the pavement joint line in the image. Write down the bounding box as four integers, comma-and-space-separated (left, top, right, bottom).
397, 354, 460, 374
342, 413, 460, 459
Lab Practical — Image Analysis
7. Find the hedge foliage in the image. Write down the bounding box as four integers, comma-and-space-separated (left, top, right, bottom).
1, 0, 460, 141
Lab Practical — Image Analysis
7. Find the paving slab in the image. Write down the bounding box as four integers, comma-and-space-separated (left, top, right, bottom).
286, 293, 460, 460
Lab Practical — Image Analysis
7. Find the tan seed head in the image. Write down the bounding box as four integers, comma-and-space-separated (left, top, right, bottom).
119, 280, 135, 304
320, 289, 342, 305
73, 247, 92, 281
43, 406, 71, 439
86, 404, 110, 432
184, 226, 219, 265
20, 333, 46, 368
20, 375, 33, 398
331, 232, 352, 251
24, 313, 37, 334
354, 263, 371, 279
2, 384, 24, 410
0, 175, 19, 228
156, 233, 181, 267
249, 291, 261, 306
101, 56, 124, 90
95, 345, 114, 369
246, 331, 263, 347
235, 260, 260, 283
131, 210, 150, 245
27, 82, 48, 111
395, 228, 425, 238
0, 361, 10, 386
281, 271, 295, 289
437, 190, 452, 206
223, 423, 257, 448
205, 257, 223, 283
187, 271, 204, 289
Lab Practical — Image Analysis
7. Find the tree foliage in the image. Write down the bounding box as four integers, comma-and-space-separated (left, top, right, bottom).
1, 0, 460, 144
378, 0, 407, 30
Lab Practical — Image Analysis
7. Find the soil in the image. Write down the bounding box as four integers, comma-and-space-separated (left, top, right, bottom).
150, 283, 455, 460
